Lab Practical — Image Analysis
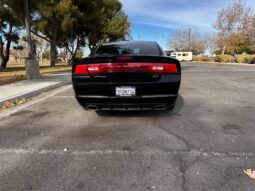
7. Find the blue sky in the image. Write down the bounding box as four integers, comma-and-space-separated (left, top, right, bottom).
120, 0, 255, 50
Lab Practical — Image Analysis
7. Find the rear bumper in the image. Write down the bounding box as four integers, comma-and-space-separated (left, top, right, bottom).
75, 95, 177, 111
73, 74, 181, 110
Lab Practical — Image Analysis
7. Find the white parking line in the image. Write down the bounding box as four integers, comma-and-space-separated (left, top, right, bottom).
0, 148, 254, 158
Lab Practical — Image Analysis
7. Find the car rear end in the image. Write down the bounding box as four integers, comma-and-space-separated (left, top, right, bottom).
72, 41, 181, 111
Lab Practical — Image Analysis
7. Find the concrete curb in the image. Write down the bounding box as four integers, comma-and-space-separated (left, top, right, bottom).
186, 61, 255, 66
0, 85, 72, 119
0, 77, 71, 107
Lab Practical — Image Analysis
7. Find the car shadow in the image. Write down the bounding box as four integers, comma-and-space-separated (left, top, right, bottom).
96, 94, 184, 117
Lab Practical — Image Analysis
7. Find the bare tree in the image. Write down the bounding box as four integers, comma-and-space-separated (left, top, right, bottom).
13, 40, 25, 62
168, 29, 206, 55
248, 17, 255, 51
214, 0, 253, 55
168, 30, 189, 51
65, 36, 86, 65
204, 32, 218, 56
33, 35, 49, 64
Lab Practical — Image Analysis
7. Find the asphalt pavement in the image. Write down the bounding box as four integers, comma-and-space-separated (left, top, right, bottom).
0, 62, 255, 191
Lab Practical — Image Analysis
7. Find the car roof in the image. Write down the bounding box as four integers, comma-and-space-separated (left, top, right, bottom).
101, 41, 158, 46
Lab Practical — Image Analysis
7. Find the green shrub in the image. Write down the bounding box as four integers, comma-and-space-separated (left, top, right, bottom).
208, 57, 215, 62
244, 57, 255, 64
214, 55, 236, 63
235, 54, 253, 63
192, 57, 210, 62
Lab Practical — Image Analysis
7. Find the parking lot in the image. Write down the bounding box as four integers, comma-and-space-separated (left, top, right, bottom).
0, 62, 255, 191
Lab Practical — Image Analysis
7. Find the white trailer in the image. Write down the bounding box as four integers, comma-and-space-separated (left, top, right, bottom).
170, 52, 193, 61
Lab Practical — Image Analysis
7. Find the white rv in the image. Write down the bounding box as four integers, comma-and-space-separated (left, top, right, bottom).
170, 52, 193, 61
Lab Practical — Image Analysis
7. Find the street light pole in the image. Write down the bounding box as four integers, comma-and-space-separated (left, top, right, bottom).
24, 0, 40, 79
188, 28, 191, 51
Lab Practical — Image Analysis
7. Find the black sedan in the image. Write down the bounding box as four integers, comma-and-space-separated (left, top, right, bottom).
72, 41, 181, 111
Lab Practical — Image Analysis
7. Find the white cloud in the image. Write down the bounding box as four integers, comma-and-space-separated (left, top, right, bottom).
121, 0, 255, 30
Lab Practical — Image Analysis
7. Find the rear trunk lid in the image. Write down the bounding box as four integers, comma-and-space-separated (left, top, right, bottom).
73, 55, 181, 83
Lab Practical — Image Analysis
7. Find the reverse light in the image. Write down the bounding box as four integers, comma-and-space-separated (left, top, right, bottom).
88, 66, 99, 71
152, 66, 164, 71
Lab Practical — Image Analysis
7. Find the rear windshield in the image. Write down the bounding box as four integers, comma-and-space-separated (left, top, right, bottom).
93, 42, 161, 56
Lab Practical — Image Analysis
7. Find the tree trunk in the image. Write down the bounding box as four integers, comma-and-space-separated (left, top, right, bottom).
0, 24, 12, 69
40, 52, 43, 65
5, 26, 12, 63
50, 41, 57, 67
0, 40, 6, 68
221, 44, 226, 55
50, 15, 58, 67
0, 58, 8, 69
221, 37, 228, 55
88, 43, 96, 53
68, 52, 76, 65
88, 44, 92, 52
63, 47, 67, 64
66, 38, 80, 65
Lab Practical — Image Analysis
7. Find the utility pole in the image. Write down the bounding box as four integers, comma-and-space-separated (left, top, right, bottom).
162, 35, 165, 49
24, 0, 40, 79
188, 28, 191, 51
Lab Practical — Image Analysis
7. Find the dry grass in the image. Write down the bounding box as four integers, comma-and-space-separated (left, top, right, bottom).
1, 98, 32, 111
0, 60, 71, 85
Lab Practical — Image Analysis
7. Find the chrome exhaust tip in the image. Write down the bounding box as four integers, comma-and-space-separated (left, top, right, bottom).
87, 105, 98, 110
154, 105, 166, 111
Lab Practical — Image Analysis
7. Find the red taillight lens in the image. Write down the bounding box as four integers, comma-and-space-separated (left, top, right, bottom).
75, 65, 88, 74
116, 56, 133, 61
75, 63, 178, 74
163, 64, 178, 73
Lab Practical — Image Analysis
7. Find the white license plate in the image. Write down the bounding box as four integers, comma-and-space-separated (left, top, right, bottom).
116, 86, 136, 97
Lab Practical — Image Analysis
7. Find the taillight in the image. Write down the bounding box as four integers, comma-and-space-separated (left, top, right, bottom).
116, 56, 133, 61
148, 64, 177, 74
75, 65, 88, 74
163, 64, 178, 73
75, 63, 178, 74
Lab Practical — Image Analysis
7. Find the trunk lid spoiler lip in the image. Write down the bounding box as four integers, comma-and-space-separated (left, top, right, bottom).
75, 55, 180, 65
73, 55, 181, 74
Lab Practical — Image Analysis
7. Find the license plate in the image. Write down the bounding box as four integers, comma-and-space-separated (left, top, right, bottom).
116, 86, 136, 97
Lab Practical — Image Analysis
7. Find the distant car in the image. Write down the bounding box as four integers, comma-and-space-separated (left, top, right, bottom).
170, 51, 193, 61
72, 41, 181, 111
